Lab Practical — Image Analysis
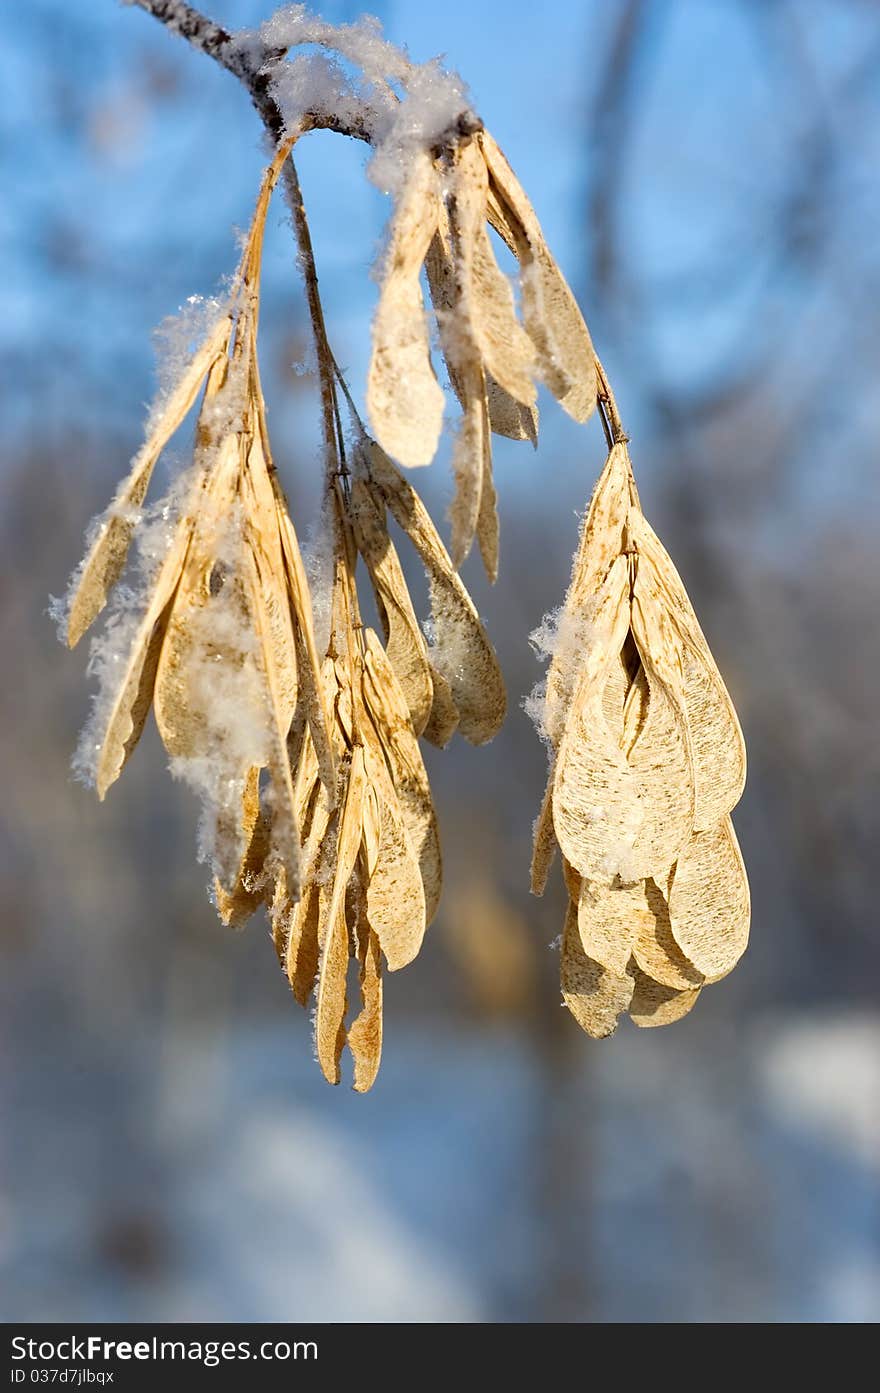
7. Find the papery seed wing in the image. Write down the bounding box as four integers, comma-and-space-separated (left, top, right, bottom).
66, 315, 232, 648
433, 179, 491, 571
367, 444, 505, 743
315, 746, 366, 1084
362, 630, 442, 925
668, 816, 750, 980
315, 896, 349, 1086
425, 220, 537, 445
357, 694, 427, 971
89, 466, 212, 799
348, 918, 383, 1094
480, 131, 596, 422
425, 208, 467, 402
449, 367, 489, 571
551, 555, 637, 882
561, 899, 634, 1038
553, 548, 695, 885
621, 561, 697, 872
486, 375, 538, 443
629, 966, 702, 1028
350, 477, 433, 735
566, 445, 633, 614
454, 140, 535, 409
275, 498, 336, 793
214, 766, 270, 926
632, 512, 746, 829
280, 782, 333, 1005
472, 228, 536, 408
152, 433, 244, 761
530, 763, 557, 896
577, 878, 649, 978
476, 445, 500, 585
243, 537, 302, 898
630, 877, 704, 990
367, 150, 445, 467
543, 445, 631, 743
422, 663, 459, 748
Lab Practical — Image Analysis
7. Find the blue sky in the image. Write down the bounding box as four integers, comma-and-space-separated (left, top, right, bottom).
5, 0, 879, 530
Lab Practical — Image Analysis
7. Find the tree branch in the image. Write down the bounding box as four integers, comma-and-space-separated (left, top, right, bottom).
129, 0, 359, 450
128, 0, 375, 142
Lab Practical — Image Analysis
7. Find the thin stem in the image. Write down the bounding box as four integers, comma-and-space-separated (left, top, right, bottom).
279, 160, 340, 465
132, 1, 363, 474
595, 354, 628, 446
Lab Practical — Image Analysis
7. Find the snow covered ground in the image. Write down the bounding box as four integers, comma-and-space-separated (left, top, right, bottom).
4, 1010, 877, 1322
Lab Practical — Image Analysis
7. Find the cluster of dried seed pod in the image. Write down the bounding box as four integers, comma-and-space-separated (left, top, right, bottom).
60, 137, 510, 1089
531, 439, 750, 1034
63, 140, 327, 902
59, 71, 751, 1086
253, 438, 506, 1088
367, 127, 596, 576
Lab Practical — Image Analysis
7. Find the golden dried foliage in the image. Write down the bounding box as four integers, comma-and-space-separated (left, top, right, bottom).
369, 127, 596, 574
60, 59, 749, 1088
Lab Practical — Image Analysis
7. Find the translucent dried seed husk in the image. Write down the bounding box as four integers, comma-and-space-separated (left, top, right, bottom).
438, 144, 528, 575
350, 476, 433, 736
152, 435, 245, 760
451, 139, 536, 409
668, 816, 750, 980
362, 629, 442, 924
577, 878, 650, 979
449, 374, 489, 572
631, 512, 746, 829
433, 189, 490, 570
425, 219, 537, 444
275, 498, 336, 794
214, 767, 270, 926
286, 876, 321, 1007
280, 782, 333, 1005
315, 892, 349, 1086
90, 468, 210, 798
242, 537, 302, 897
475, 444, 500, 584
552, 556, 651, 883
561, 899, 634, 1039
554, 615, 695, 886
357, 689, 427, 971
367, 150, 445, 467
422, 663, 459, 748
544, 445, 632, 743
480, 130, 596, 423
561, 856, 582, 903
485, 374, 538, 443
629, 966, 702, 1028
348, 917, 383, 1094
315, 746, 366, 1083
365, 444, 506, 744
630, 878, 704, 991
65, 314, 233, 649
530, 763, 557, 895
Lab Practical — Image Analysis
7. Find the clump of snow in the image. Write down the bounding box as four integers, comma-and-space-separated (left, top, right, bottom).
366, 61, 474, 200
150, 293, 228, 430
292, 341, 317, 377
242, 5, 476, 200
70, 465, 198, 788
525, 605, 596, 748
164, 505, 273, 885
269, 50, 371, 144
302, 496, 336, 655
